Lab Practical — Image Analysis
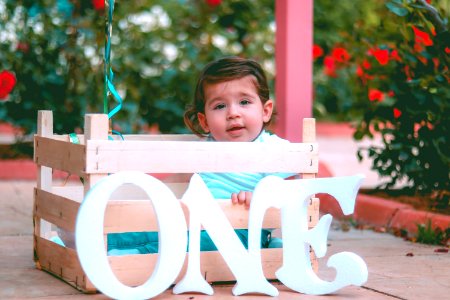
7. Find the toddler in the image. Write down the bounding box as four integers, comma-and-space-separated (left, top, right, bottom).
107, 56, 293, 254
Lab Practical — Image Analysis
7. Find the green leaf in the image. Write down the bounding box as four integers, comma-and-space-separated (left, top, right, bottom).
385, 2, 409, 17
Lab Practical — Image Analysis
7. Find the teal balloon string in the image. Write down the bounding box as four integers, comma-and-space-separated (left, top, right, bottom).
103, 0, 123, 120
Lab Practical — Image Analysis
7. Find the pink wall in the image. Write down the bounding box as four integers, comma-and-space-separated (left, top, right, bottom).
275, 0, 313, 142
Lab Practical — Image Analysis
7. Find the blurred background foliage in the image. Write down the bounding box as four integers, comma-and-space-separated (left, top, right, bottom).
0, 0, 449, 204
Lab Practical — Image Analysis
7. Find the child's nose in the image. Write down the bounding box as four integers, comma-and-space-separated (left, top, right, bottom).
227, 104, 241, 119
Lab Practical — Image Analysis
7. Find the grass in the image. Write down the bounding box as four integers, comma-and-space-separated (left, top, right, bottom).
415, 220, 449, 246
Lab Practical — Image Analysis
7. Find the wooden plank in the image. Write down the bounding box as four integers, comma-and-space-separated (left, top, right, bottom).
38, 185, 317, 234
84, 114, 109, 141
50, 133, 201, 144
35, 236, 96, 293
34, 136, 86, 177
104, 200, 282, 233
110, 134, 201, 141
86, 140, 318, 174
34, 188, 80, 232
302, 118, 319, 272
108, 248, 283, 286
52, 182, 187, 201
308, 197, 319, 228
36, 110, 54, 191
302, 118, 316, 143
83, 114, 109, 196
35, 111, 54, 240
201, 248, 282, 282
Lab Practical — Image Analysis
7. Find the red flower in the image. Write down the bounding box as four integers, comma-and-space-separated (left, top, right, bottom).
368, 88, 384, 102
362, 59, 371, 69
356, 66, 364, 77
332, 47, 350, 63
205, 0, 222, 6
390, 49, 401, 62
313, 44, 324, 60
393, 108, 402, 119
0, 70, 17, 100
388, 90, 395, 97
92, 0, 105, 11
323, 56, 337, 77
370, 48, 390, 65
412, 26, 433, 46
445, 47, 450, 54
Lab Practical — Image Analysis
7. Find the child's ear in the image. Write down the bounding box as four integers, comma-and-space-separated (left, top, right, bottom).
262, 99, 273, 123
197, 112, 210, 133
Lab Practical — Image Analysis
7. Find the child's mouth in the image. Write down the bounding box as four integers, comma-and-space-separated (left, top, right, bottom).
227, 126, 244, 132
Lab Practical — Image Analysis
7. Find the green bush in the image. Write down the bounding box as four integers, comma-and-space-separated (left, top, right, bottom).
313, 0, 449, 206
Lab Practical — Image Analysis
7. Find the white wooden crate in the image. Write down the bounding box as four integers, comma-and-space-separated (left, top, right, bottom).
33, 110, 319, 293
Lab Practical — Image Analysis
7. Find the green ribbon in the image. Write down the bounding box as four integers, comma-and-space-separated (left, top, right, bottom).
104, 0, 123, 120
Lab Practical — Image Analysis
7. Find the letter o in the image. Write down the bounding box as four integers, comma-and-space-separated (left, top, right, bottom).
75, 171, 187, 299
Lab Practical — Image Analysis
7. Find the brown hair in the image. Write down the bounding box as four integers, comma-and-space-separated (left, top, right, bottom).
184, 56, 274, 136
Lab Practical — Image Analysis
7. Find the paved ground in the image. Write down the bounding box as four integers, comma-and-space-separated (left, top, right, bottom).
1, 124, 448, 299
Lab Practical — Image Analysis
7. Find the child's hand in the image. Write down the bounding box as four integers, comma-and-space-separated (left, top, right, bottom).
231, 191, 252, 209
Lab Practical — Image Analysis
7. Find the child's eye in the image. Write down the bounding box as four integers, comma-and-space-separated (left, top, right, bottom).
240, 99, 251, 105
213, 103, 226, 110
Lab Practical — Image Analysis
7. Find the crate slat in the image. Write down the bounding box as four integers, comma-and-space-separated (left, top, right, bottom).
108, 248, 284, 286
35, 188, 80, 232
35, 236, 96, 293
34, 136, 86, 177
85, 140, 318, 174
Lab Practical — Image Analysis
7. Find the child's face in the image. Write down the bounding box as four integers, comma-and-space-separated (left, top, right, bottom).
197, 76, 273, 142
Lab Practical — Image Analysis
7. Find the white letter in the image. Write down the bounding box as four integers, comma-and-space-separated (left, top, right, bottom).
75, 172, 187, 300
272, 175, 369, 295
174, 174, 278, 296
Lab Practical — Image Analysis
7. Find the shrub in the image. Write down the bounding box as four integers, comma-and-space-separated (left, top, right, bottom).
314, 0, 449, 207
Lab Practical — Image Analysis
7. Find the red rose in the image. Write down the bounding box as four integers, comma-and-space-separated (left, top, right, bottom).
92, 0, 105, 11
362, 59, 371, 69
0, 70, 17, 100
313, 44, 324, 60
412, 26, 433, 46
356, 66, 364, 77
323, 56, 337, 77
332, 47, 350, 63
368, 88, 384, 102
205, 0, 222, 6
393, 108, 402, 119
390, 49, 401, 62
370, 48, 389, 65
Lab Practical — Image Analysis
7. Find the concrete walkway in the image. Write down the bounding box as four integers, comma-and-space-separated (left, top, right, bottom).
1, 180, 449, 299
